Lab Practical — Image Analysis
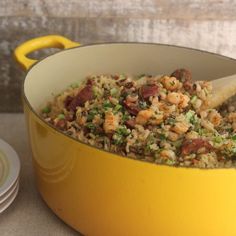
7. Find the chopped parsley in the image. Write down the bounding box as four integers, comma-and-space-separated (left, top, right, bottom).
159, 133, 166, 140
114, 104, 122, 113
185, 110, 198, 125
103, 100, 113, 110
213, 136, 223, 143
110, 88, 119, 97
87, 108, 99, 121
190, 95, 197, 104
86, 123, 96, 131
42, 106, 51, 114
57, 114, 65, 120
122, 113, 130, 122
232, 135, 236, 141
116, 126, 130, 136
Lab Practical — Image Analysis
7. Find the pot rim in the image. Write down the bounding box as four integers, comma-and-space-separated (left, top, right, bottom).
22, 41, 236, 171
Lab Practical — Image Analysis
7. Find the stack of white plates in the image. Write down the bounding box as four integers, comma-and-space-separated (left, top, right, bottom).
0, 139, 20, 213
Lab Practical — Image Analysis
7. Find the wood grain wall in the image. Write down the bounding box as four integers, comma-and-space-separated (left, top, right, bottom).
1, 0, 236, 112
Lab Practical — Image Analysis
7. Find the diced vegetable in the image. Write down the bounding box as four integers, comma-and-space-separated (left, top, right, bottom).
58, 114, 65, 120
110, 88, 118, 97
42, 106, 51, 114
213, 136, 223, 143
114, 104, 122, 113
116, 126, 130, 136
87, 108, 98, 121
190, 95, 197, 104
103, 100, 113, 110
159, 133, 166, 140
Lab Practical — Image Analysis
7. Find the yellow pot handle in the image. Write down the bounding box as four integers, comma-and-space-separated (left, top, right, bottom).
14, 35, 80, 71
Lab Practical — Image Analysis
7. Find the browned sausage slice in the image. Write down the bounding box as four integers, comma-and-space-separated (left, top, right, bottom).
181, 138, 213, 155
171, 69, 192, 90
65, 85, 94, 111
139, 84, 159, 100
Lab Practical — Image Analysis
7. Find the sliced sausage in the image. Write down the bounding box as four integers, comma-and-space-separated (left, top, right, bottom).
55, 119, 67, 130
123, 100, 140, 116
125, 119, 136, 129
139, 84, 159, 100
65, 85, 93, 111
181, 138, 214, 155
170, 68, 192, 90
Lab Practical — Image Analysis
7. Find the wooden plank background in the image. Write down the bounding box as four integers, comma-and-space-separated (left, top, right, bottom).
1, 0, 236, 112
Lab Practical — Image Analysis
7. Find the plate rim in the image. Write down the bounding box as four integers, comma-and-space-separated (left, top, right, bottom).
0, 139, 20, 196
0, 182, 19, 213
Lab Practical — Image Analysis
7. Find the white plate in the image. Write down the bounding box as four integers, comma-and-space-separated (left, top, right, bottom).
0, 178, 19, 204
0, 182, 19, 213
0, 139, 20, 197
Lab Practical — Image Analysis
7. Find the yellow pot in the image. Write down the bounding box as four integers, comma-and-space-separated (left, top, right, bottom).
14, 35, 236, 236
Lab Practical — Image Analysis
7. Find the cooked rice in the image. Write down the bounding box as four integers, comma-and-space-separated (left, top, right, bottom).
40, 69, 236, 168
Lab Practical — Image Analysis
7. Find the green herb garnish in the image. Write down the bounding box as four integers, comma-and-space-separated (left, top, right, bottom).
57, 114, 65, 120
103, 100, 113, 110
42, 106, 51, 114
116, 126, 130, 136
190, 95, 197, 104
185, 110, 198, 125
114, 104, 122, 113
122, 113, 130, 122
213, 136, 223, 143
232, 135, 236, 141
159, 133, 166, 140
87, 108, 98, 121
110, 88, 118, 97
86, 123, 96, 130
113, 133, 124, 145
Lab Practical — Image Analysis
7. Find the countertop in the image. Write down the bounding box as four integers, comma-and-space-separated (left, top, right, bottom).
0, 113, 80, 236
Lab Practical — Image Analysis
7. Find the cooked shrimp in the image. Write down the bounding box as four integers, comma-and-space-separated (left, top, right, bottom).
207, 110, 222, 127
160, 150, 176, 160
167, 131, 179, 141
150, 113, 164, 125
103, 111, 119, 133
136, 109, 153, 125
162, 76, 181, 91
171, 122, 189, 134
167, 92, 181, 104
179, 94, 190, 108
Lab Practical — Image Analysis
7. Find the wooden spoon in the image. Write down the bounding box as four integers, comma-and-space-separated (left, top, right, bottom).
208, 74, 236, 108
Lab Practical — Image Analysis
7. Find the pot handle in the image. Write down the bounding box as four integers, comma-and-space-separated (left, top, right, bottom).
14, 35, 80, 71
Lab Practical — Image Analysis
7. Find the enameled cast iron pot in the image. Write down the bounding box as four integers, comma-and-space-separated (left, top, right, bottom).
14, 35, 236, 236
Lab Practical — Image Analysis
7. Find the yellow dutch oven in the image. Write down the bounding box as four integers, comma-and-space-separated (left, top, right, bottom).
14, 35, 236, 236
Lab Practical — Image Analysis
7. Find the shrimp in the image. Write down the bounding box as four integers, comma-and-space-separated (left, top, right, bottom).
167, 92, 181, 104
136, 109, 153, 125
103, 111, 119, 133
179, 94, 190, 108
207, 110, 222, 127
171, 122, 189, 134
162, 76, 181, 91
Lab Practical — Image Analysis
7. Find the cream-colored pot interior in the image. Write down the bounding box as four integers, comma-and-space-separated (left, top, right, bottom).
24, 43, 236, 110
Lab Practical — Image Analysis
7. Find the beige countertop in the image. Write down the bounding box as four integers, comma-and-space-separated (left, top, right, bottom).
0, 113, 80, 236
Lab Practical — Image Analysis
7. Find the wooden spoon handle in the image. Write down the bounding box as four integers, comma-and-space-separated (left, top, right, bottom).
209, 74, 236, 108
